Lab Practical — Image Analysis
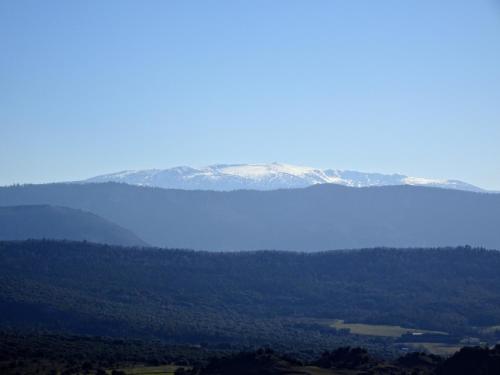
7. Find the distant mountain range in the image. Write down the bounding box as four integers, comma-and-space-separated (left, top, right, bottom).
83, 163, 485, 192
0, 205, 147, 247
1, 183, 498, 251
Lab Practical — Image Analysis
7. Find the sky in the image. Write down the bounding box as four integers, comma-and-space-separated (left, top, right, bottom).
1, 0, 500, 189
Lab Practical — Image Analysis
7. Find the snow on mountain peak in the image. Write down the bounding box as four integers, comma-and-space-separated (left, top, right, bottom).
83, 163, 484, 192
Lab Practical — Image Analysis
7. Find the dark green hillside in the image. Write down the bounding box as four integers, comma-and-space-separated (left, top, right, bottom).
0, 183, 499, 250
1, 240, 500, 349
0, 205, 147, 246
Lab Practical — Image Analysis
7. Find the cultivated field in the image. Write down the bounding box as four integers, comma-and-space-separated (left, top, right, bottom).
329, 319, 447, 338
114, 365, 186, 374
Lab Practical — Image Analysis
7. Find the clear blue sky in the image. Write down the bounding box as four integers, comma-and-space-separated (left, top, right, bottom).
1, 0, 500, 189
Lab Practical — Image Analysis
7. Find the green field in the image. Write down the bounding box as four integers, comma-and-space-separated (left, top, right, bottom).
329, 319, 447, 337
297, 366, 359, 375
114, 365, 186, 374
403, 342, 462, 356
480, 325, 500, 334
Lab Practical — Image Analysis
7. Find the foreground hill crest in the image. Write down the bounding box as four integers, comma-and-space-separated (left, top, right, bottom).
83, 162, 484, 192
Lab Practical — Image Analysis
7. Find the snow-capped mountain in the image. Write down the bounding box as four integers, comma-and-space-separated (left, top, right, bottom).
83, 163, 485, 192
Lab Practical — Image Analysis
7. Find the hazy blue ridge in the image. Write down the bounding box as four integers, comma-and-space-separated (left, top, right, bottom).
0, 182, 498, 251
0, 205, 147, 247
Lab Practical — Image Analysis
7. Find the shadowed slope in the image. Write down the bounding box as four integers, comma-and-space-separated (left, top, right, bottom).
0, 205, 147, 246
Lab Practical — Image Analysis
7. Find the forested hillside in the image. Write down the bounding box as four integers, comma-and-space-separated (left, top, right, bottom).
1, 240, 500, 351
0, 205, 146, 246
0, 183, 499, 250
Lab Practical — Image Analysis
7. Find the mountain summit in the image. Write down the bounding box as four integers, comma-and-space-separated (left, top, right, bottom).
84, 163, 483, 192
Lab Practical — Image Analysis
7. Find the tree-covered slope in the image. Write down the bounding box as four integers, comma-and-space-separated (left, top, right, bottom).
0, 183, 499, 250
1, 240, 500, 346
0, 205, 147, 246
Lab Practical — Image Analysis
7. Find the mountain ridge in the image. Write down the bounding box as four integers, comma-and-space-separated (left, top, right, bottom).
0, 204, 147, 247
1, 182, 498, 251
83, 163, 484, 192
